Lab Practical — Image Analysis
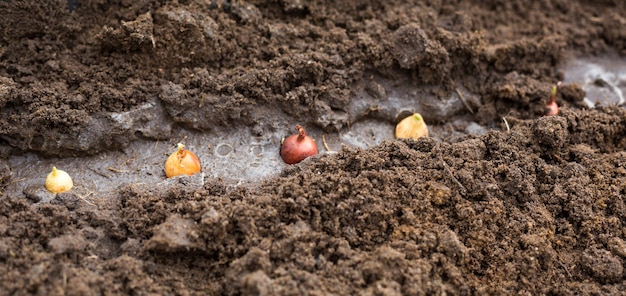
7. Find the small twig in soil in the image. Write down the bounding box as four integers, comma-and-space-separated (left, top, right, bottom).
551, 153, 566, 165
322, 134, 331, 152
502, 117, 510, 132
106, 167, 129, 173
199, 95, 205, 108
365, 105, 382, 115
123, 157, 136, 166
5, 177, 26, 187
557, 257, 572, 278
439, 155, 466, 191
455, 88, 474, 114
89, 168, 110, 179
77, 191, 96, 206
84, 255, 99, 260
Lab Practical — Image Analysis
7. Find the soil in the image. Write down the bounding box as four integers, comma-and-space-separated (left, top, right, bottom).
1, 0, 626, 294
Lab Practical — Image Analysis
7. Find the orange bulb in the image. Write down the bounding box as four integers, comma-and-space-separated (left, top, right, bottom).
395, 113, 429, 140
165, 143, 201, 178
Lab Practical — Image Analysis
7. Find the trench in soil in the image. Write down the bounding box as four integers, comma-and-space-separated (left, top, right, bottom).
4, 55, 626, 200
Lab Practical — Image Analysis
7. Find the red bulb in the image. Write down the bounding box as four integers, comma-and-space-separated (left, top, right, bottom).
546, 82, 560, 116
280, 125, 318, 164
546, 100, 559, 116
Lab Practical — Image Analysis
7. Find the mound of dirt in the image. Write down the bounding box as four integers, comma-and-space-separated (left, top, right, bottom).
1, 0, 626, 294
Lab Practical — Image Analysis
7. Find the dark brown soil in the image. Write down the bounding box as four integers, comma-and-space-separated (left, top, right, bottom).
1, 0, 626, 294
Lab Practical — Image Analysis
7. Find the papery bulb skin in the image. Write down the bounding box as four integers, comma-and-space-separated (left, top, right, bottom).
280, 125, 318, 165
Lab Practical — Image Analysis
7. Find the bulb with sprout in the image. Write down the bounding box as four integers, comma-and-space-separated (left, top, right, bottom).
45, 166, 73, 193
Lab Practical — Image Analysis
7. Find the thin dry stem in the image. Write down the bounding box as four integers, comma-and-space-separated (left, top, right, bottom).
455, 88, 474, 114
77, 191, 96, 206
502, 117, 511, 132
106, 167, 129, 173
322, 134, 331, 152
439, 155, 466, 192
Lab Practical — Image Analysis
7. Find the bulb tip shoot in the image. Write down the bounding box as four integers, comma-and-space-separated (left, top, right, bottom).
295, 125, 307, 138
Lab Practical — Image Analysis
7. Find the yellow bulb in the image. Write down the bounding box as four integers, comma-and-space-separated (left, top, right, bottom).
395, 113, 429, 140
45, 166, 73, 193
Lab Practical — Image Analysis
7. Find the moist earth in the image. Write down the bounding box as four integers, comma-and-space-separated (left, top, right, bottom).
1, 0, 626, 295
